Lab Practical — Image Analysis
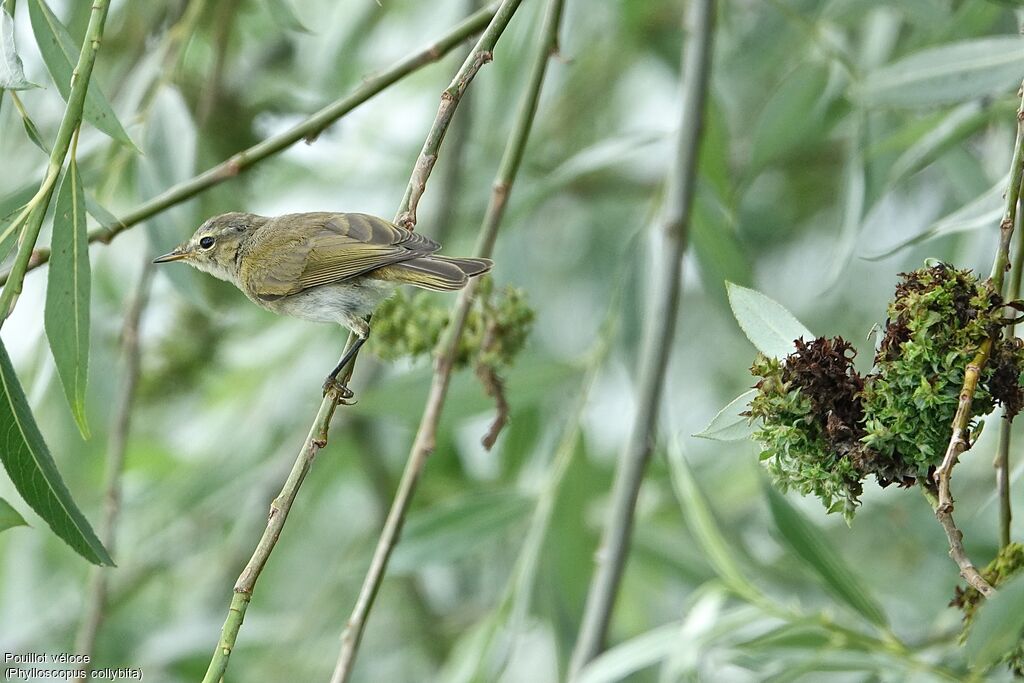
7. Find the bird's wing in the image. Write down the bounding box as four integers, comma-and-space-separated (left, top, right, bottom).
247, 213, 439, 300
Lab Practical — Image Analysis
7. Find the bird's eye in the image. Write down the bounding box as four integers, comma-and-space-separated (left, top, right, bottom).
199, 236, 215, 249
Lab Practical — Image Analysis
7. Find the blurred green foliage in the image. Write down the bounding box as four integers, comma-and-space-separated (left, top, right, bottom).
5, 0, 1024, 681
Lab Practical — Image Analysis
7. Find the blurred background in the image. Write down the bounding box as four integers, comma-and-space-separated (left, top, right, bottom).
2, 0, 1024, 680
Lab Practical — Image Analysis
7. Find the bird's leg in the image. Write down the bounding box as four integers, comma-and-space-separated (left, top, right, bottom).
322, 315, 371, 401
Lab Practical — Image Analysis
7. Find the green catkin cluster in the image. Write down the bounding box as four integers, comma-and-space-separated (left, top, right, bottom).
749, 338, 866, 519
860, 264, 1012, 482
749, 264, 1024, 520
952, 543, 1024, 677
369, 278, 534, 371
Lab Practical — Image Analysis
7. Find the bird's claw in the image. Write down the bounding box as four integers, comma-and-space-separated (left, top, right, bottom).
322, 377, 356, 404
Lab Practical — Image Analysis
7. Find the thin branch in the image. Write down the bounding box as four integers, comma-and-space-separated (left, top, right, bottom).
199, 4, 522, 682
393, 0, 526, 229
991, 97, 1024, 292
201, 397, 339, 683
995, 219, 1024, 549
932, 81, 1024, 597
0, 0, 112, 322
348, 415, 452, 663
568, 0, 716, 674
328, 1, 562, 680
430, 0, 479, 244
0, 2, 501, 286
934, 340, 996, 597
73, 262, 154, 683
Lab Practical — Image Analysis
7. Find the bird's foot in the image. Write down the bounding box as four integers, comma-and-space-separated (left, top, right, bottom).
322, 376, 356, 404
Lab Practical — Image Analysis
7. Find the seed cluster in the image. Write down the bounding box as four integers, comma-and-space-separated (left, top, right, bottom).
369, 278, 534, 371
749, 264, 1024, 520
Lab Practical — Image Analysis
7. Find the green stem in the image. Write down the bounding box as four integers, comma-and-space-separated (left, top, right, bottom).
328, 2, 561, 681
933, 81, 1024, 595
996, 209, 1024, 549
568, 0, 715, 674
0, 0, 111, 323
394, 0, 527, 229
431, 0, 480, 244
0, 2, 501, 286
201, 397, 338, 683
990, 84, 1024, 293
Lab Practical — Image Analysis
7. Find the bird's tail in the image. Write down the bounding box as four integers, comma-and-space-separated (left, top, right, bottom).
375, 256, 493, 291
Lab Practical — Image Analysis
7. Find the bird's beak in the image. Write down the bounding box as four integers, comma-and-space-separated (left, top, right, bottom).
153, 248, 188, 264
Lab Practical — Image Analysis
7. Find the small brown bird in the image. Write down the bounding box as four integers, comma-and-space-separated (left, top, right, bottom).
153, 212, 491, 396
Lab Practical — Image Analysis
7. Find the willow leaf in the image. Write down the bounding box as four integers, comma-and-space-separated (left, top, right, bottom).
0, 338, 111, 565
27, 0, 135, 148
45, 159, 90, 438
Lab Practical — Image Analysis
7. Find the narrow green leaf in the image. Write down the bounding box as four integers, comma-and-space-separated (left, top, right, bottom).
0, 8, 37, 90
390, 491, 532, 572
764, 485, 888, 628
138, 87, 205, 302
0, 204, 28, 263
45, 159, 90, 438
692, 186, 751, 293
965, 574, 1024, 670
736, 622, 834, 651
726, 282, 812, 359
84, 193, 120, 230
667, 445, 764, 602
262, 0, 309, 33
576, 622, 680, 683
863, 173, 1006, 260
750, 62, 831, 168
821, 114, 866, 292
887, 101, 988, 186
693, 389, 757, 441
0, 184, 38, 263
0, 495, 28, 532
27, 0, 136, 149
0, 338, 112, 565
19, 107, 48, 153
854, 36, 1024, 108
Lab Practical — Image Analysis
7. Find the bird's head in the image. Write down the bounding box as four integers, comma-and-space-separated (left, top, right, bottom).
153, 212, 266, 283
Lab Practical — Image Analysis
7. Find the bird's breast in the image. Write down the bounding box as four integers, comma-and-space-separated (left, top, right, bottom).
257, 280, 396, 324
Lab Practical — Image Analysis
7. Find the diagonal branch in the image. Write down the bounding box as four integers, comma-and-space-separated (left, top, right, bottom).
568, 0, 716, 674
0, 2, 501, 286
934, 340, 995, 597
199, 3, 526, 682
328, 0, 564, 680
933, 80, 1024, 598
995, 224, 1024, 549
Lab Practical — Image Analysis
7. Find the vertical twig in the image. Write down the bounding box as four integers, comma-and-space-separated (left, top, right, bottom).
348, 416, 452, 663
432, 0, 482, 244
73, 263, 154, 682
328, 1, 563, 680
568, 0, 716, 674
932, 81, 1024, 597
201, 397, 339, 683
0, 0, 112, 322
394, 0, 526, 230
995, 220, 1024, 549
199, 5, 521, 682
934, 340, 995, 597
